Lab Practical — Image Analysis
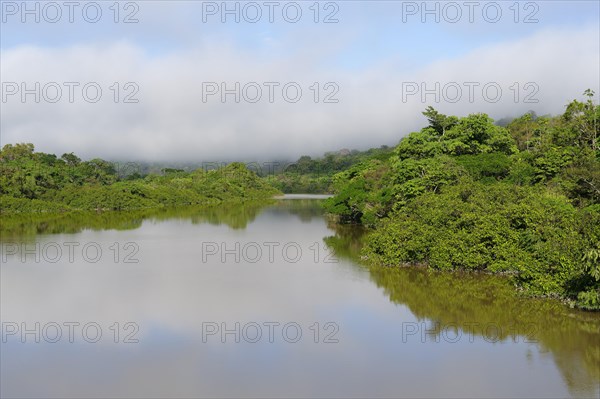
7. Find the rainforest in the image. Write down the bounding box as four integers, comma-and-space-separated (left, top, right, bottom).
2, 93, 599, 310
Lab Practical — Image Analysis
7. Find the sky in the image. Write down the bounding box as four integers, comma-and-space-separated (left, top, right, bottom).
1, 0, 599, 162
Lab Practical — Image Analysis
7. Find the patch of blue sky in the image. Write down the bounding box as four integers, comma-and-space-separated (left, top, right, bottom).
1, 0, 598, 67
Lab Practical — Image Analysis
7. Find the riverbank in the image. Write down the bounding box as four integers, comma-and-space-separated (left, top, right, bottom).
323, 98, 600, 310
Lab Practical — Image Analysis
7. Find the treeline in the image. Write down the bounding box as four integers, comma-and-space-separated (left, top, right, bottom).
264, 146, 394, 193
0, 144, 280, 213
323, 91, 600, 310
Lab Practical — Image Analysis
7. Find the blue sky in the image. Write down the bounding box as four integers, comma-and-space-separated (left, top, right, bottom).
3, 1, 598, 62
1, 1, 599, 160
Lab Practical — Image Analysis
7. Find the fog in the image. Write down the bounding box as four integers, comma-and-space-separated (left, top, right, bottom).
1, 1, 598, 162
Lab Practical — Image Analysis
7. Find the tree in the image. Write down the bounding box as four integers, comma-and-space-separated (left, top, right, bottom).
562, 89, 598, 151
0, 143, 34, 161
61, 152, 81, 166
422, 106, 458, 137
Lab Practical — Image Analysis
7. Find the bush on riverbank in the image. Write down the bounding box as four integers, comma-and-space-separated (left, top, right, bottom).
324, 92, 600, 309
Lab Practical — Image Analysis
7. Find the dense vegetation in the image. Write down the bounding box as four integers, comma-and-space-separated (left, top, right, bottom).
0, 144, 280, 213
324, 91, 600, 309
264, 146, 394, 193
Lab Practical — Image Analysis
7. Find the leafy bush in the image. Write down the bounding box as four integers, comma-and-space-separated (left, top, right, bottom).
325, 92, 600, 309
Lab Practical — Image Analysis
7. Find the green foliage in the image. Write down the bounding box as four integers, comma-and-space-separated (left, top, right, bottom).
323, 159, 394, 225
323, 155, 463, 226
364, 182, 596, 300
507, 152, 537, 186
325, 92, 600, 309
0, 146, 280, 213
422, 106, 459, 136
264, 174, 333, 194
396, 112, 517, 160
0, 196, 72, 213
265, 146, 394, 194
455, 152, 511, 181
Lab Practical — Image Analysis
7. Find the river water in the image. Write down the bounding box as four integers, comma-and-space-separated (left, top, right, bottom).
1, 195, 598, 398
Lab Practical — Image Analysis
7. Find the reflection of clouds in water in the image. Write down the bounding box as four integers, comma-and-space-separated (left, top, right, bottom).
1, 203, 387, 334
1, 331, 572, 398
1, 201, 598, 398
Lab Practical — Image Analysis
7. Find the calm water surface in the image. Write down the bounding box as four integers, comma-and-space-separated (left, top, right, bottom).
1, 196, 599, 398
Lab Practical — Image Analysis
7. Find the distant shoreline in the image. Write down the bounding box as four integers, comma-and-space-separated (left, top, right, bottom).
274, 194, 334, 200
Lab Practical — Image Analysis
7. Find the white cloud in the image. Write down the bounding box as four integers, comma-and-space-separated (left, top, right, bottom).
1, 26, 598, 162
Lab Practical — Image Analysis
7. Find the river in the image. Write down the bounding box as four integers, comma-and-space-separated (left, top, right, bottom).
1, 195, 598, 398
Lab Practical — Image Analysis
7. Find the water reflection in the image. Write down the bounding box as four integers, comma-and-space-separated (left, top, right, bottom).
1, 198, 599, 398
325, 222, 600, 397
268, 198, 329, 223
0, 201, 271, 240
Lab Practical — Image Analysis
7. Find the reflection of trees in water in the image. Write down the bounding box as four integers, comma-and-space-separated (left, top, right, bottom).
186, 201, 269, 229
0, 201, 271, 239
270, 199, 327, 223
325, 221, 600, 397
0, 198, 327, 239
324, 219, 367, 261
